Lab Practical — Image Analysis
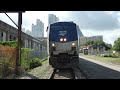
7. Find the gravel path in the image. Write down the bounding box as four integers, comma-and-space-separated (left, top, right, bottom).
17, 63, 54, 79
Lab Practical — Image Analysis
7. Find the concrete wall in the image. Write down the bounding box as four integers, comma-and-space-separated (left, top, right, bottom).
0, 20, 47, 52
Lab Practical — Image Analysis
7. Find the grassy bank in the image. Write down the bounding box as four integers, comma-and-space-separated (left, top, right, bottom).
80, 54, 120, 65
41, 59, 48, 65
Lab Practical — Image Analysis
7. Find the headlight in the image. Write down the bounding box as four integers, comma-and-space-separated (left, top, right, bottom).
60, 38, 63, 41
64, 38, 66, 41
52, 43, 55, 46
72, 43, 75, 46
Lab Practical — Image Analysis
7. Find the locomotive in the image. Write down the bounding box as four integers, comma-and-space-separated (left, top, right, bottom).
47, 21, 81, 68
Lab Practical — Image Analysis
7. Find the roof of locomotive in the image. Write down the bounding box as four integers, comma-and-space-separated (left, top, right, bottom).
50, 21, 76, 26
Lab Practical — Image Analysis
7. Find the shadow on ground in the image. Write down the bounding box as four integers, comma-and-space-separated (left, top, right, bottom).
79, 57, 120, 79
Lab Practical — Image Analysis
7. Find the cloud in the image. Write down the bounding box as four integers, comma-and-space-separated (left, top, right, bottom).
65, 11, 120, 30
0, 11, 120, 44
102, 30, 120, 45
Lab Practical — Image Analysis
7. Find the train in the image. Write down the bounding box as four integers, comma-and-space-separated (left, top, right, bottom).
47, 21, 81, 69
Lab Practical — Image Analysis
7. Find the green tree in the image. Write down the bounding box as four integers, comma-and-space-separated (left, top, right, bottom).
91, 41, 94, 45
86, 41, 90, 45
80, 40, 112, 51
94, 41, 98, 46
97, 40, 105, 46
105, 43, 112, 50
113, 37, 120, 51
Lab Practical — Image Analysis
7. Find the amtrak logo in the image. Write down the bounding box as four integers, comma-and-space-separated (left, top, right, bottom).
59, 31, 67, 36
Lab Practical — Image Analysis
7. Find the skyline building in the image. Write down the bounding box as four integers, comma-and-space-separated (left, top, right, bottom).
48, 14, 59, 25
80, 35, 103, 45
31, 19, 44, 37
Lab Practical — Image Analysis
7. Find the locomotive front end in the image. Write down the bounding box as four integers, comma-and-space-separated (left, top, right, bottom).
48, 22, 79, 68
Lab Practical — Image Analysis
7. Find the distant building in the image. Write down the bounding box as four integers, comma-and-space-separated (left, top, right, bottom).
48, 14, 59, 25
32, 24, 35, 37
26, 30, 31, 36
22, 28, 25, 33
80, 35, 103, 45
81, 45, 105, 55
35, 37, 47, 47
31, 19, 44, 37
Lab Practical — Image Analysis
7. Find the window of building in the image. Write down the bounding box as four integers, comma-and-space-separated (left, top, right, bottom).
40, 44, 42, 51
1, 32, 3, 37
10, 35, 12, 41
31, 42, 33, 49
13, 37, 16, 40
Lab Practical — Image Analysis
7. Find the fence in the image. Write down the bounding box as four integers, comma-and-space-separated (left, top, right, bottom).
0, 46, 17, 78
0, 46, 48, 78
21, 49, 48, 71
30, 50, 48, 59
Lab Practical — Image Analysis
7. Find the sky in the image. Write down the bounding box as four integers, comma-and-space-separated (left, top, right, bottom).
0, 11, 120, 45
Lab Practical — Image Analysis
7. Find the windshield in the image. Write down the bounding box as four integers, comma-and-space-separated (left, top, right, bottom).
49, 25, 78, 42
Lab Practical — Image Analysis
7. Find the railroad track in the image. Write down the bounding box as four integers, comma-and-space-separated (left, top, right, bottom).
72, 66, 87, 79
50, 68, 75, 79
50, 66, 87, 79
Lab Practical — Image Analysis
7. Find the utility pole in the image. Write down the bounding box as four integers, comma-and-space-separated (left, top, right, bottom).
1, 11, 24, 76
15, 12, 22, 75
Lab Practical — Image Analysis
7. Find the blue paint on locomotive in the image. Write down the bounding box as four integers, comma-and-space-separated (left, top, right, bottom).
49, 22, 78, 42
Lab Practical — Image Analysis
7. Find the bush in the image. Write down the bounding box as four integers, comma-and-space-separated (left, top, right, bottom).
21, 48, 31, 71
29, 58, 42, 69
0, 59, 13, 78
101, 51, 112, 57
103, 55, 109, 57
111, 52, 119, 58
0, 41, 17, 47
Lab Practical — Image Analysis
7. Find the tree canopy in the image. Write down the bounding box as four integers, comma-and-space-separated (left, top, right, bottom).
80, 40, 112, 50
113, 37, 120, 51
